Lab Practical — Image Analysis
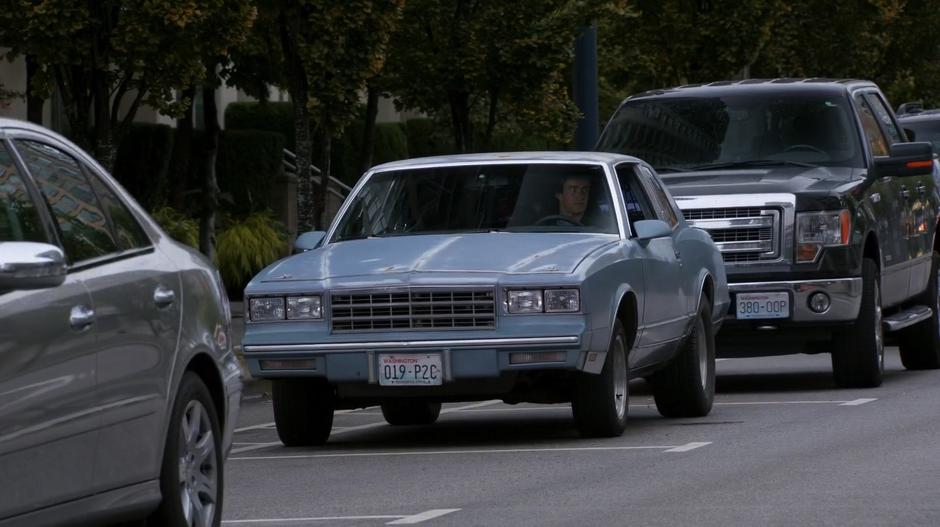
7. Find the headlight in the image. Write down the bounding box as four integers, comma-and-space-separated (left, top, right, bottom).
287, 295, 322, 319
545, 289, 580, 313
796, 210, 850, 263
249, 297, 286, 321
508, 290, 544, 313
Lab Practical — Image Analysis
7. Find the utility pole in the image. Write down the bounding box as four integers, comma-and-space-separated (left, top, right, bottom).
573, 24, 599, 150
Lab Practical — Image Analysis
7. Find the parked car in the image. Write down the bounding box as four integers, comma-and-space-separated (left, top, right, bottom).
0, 118, 241, 527
897, 108, 940, 157
242, 152, 729, 444
597, 78, 940, 388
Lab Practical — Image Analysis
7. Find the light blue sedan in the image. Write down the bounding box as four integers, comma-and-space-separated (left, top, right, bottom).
243, 152, 729, 443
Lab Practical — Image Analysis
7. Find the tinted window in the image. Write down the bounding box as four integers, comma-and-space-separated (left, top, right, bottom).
900, 118, 940, 153
84, 166, 150, 250
615, 164, 656, 228
16, 140, 117, 262
864, 93, 902, 144
0, 142, 46, 243
638, 166, 680, 227
854, 95, 889, 156
598, 93, 863, 169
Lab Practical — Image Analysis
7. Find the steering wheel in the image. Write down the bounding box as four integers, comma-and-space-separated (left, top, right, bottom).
784, 144, 826, 155
535, 215, 582, 227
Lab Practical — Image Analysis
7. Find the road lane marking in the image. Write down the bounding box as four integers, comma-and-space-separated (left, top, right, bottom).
664, 442, 711, 453
234, 409, 368, 434
232, 444, 707, 461
223, 514, 401, 524
839, 398, 878, 406
387, 509, 462, 524
440, 400, 500, 413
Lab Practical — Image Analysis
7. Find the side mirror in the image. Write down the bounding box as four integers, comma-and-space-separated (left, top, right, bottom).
633, 219, 672, 242
904, 128, 916, 142
873, 142, 935, 178
293, 231, 326, 253
0, 242, 67, 291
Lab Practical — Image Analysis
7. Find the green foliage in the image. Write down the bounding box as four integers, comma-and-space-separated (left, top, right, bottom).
225, 101, 295, 149
112, 124, 175, 210
151, 207, 199, 249
215, 212, 287, 294
404, 118, 454, 158
216, 130, 286, 215
372, 123, 409, 165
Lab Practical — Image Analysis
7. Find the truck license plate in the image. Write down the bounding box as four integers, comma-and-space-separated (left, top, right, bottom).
378, 354, 443, 386
736, 292, 789, 319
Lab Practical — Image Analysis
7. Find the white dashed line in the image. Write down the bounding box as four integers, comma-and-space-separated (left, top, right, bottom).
663, 441, 712, 453
839, 398, 878, 406
222, 509, 461, 525
387, 509, 462, 524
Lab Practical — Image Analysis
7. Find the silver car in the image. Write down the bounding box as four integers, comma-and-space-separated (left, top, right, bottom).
0, 119, 241, 527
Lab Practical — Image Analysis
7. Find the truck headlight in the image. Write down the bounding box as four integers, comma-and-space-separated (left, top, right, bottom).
249, 297, 286, 321
287, 295, 322, 319
507, 290, 544, 313
796, 210, 851, 263
545, 289, 580, 313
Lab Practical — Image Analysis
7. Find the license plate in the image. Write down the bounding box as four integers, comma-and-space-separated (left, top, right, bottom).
378, 354, 443, 386
736, 292, 790, 319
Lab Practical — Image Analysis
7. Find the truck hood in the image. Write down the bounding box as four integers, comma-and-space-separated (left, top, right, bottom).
258, 233, 617, 282
660, 166, 862, 197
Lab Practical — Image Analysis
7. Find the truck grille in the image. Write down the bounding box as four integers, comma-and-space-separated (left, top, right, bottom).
683, 207, 780, 263
331, 288, 496, 332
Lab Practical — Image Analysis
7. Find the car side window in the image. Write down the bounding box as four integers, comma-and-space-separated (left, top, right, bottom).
638, 166, 680, 227
15, 139, 118, 263
615, 164, 657, 230
83, 165, 151, 250
0, 142, 46, 243
863, 93, 902, 145
854, 94, 890, 157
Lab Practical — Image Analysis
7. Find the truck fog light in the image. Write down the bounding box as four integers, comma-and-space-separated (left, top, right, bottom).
808, 292, 831, 313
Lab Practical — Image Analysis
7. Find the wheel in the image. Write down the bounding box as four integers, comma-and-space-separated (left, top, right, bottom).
380, 400, 442, 426
899, 251, 940, 369
150, 373, 223, 527
272, 379, 334, 446
650, 297, 716, 418
831, 258, 884, 387
571, 320, 628, 437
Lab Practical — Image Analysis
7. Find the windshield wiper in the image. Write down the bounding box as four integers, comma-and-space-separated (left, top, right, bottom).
685, 159, 819, 171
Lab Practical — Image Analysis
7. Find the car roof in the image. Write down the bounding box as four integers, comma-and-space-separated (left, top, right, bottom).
370, 151, 643, 171
897, 110, 940, 121
624, 78, 876, 102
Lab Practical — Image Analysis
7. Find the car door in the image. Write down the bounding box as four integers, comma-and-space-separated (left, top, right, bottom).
12, 137, 182, 492
853, 92, 910, 306
0, 138, 100, 519
615, 163, 684, 367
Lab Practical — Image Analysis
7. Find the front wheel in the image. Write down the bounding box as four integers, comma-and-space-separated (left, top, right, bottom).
150, 373, 223, 527
831, 258, 884, 388
650, 297, 716, 418
272, 379, 334, 446
571, 320, 628, 437
899, 251, 940, 369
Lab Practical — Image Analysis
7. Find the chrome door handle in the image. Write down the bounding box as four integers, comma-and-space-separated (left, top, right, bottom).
901, 186, 911, 199
153, 286, 176, 307
917, 184, 927, 196
69, 305, 96, 330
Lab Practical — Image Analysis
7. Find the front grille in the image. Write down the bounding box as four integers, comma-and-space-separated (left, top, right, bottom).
683, 207, 780, 263
331, 288, 496, 332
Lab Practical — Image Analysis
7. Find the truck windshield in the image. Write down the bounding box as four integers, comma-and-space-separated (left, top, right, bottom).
597, 93, 864, 171
331, 163, 618, 242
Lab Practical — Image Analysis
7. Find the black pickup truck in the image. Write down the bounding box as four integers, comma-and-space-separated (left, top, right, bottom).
596, 79, 940, 388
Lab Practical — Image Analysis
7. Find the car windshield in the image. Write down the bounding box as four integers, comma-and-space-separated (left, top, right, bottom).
901, 119, 940, 154
331, 162, 618, 242
597, 92, 864, 171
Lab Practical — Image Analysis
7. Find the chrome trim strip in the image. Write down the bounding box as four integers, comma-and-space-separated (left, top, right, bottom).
244, 335, 580, 353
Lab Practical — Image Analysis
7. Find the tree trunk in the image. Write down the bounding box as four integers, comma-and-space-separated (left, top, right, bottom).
448, 91, 471, 153
169, 87, 196, 210
279, 8, 315, 234
360, 82, 380, 173
92, 70, 116, 172
317, 126, 332, 230
25, 55, 43, 125
199, 68, 221, 261
484, 88, 499, 150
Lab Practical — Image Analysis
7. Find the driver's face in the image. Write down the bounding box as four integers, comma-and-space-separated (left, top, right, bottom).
557, 178, 590, 219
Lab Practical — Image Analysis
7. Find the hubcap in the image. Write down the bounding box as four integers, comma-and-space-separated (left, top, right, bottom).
178, 400, 217, 527
935, 268, 939, 340
696, 319, 708, 390
612, 336, 627, 421
874, 281, 884, 373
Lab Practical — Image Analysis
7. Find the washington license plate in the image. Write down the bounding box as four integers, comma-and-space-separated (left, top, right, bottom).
378, 354, 443, 386
736, 292, 790, 319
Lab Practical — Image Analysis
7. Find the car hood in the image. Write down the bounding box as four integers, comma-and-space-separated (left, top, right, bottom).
259, 233, 618, 281
660, 166, 861, 197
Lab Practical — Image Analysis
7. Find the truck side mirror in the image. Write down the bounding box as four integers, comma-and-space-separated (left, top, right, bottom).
873, 142, 934, 177
293, 231, 326, 253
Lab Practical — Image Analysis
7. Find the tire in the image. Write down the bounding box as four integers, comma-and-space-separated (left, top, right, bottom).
899, 251, 940, 370
571, 320, 628, 438
650, 297, 716, 418
150, 373, 223, 527
272, 379, 334, 446
831, 258, 884, 388
380, 401, 442, 426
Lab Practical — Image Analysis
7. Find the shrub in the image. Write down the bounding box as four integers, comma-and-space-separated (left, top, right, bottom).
224, 102, 294, 149
372, 122, 409, 165
217, 130, 286, 215
215, 212, 287, 296
151, 207, 199, 248
405, 118, 454, 158
113, 124, 175, 210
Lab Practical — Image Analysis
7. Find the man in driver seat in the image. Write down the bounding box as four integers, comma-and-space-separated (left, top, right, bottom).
553, 174, 592, 225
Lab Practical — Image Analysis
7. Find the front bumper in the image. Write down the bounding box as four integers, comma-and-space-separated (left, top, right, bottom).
726, 277, 863, 322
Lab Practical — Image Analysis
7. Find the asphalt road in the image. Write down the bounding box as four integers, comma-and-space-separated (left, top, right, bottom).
222, 348, 940, 526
